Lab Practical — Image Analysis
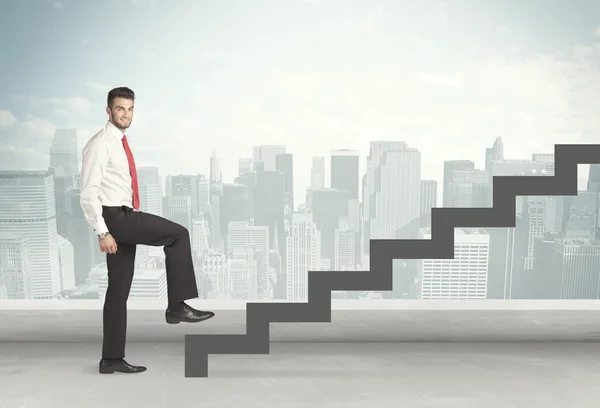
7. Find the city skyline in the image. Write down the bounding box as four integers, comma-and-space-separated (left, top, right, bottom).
3, 1, 600, 403
0, 130, 590, 207
2, 0, 600, 304
2, 128, 600, 302
1, 0, 600, 206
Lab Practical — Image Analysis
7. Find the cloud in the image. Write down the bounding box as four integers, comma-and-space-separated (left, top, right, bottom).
41, 0, 64, 9
10, 94, 92, 116
4, 4, 600, 206
85, 82, 113, 93
416, 72, 459, 87
118, 28, 600, 200
0, 108, 107, 171
239, 36, 600, 189
0, 110, 17, 130
0, 110, 57, 170
496, 25, 512, 34
109, 0, 158, 6
174, 49, 229, 66
129, 0, 158, 5
357, 6, 385, 35
437, 1, 449, 25
594, 25, 600, 37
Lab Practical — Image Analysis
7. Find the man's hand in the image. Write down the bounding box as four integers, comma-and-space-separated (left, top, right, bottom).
99, 233, 118, 254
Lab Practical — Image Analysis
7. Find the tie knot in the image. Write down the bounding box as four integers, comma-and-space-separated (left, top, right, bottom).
122, 135, 127, 141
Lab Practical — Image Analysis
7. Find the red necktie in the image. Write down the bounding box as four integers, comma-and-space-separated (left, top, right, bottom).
121, 135, 140, 210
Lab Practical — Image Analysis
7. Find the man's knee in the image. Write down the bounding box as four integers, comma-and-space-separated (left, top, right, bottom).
178, 224, 189, 236
171, 223, 189, 241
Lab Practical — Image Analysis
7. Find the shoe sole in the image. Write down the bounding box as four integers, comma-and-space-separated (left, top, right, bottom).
99, 367, 147, 374
165, 313, 214, 324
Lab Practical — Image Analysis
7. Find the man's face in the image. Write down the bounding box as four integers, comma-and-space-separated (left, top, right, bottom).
107, 97, 134, 130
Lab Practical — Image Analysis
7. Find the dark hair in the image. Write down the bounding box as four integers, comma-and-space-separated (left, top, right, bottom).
107, 87, 135, 108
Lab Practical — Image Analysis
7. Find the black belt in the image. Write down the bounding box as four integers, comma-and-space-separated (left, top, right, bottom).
102, 205, 134, 212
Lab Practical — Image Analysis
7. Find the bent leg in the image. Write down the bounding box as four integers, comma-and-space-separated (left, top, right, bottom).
103, 207, 199, 304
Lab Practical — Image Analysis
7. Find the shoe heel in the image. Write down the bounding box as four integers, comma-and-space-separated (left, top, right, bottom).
99, 367, 115, 374
166, 314, 180, 324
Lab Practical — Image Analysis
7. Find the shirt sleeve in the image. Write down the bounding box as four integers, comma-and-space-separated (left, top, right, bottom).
79, 139, 110, 234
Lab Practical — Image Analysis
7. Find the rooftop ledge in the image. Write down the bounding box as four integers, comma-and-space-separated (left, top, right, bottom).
2, 299, 600, 310
3, 299, 600, 343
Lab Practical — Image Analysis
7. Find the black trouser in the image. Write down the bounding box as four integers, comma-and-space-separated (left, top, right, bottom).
100, 205, 199, 359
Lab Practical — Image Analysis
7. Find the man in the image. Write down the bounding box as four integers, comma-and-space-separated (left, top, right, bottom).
80, 86, 214, 375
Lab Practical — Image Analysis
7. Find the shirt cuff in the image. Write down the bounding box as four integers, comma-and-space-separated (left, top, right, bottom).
92, 221, 109, 235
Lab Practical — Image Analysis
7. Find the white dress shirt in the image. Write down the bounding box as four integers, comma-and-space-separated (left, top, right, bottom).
80, 120, 136, 235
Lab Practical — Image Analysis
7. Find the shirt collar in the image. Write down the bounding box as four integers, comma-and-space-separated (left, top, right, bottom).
106, 120, 126, 142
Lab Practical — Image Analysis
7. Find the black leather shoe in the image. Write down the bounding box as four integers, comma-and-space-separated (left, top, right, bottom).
99, 359, 147, 374
165, 303, 215, 324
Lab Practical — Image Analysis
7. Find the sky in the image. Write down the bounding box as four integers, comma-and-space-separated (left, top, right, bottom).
1, 0, 599, 205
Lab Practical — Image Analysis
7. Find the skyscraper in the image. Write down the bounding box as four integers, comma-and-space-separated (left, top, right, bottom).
330, 149, 359, 199
235, 171, 257, 220
334, 217, 355, 270
419, 180, 437, 228
57, 235, 76, 291
362, 141, 412, 256
49, 129, 78, 240
191, 217, 210, 255
311, 157, 325, 188
485, 136, 504, 173
220, 183, 251, 242
49, 129, 78, 177
563, 192, 598, 239
309, 188, 349, 269
286, 208, 320, 300
487, 160, 547, 215
532, 153, 555, 176
137, 167, 162, 215
253, 145, 286, 171
371, 147, 421, 240
0, 171, 62, 298
168, 174, 206, 217
532, 236, 600, 299
485, 158, 549, 299
588, 164, 600, 192
228, 221, 270, 298
238, 158, 253, 176
331, 149, 360, 240
210, 153, 222, 184
255, 170, 285, 257
452, 169, 489, 207
275, 153, 294, 212
442, 160, 474, 208
0, 234, 33, 299
419, 228, 490, 300
228, 247, 259, 300
137, 167, 163, 260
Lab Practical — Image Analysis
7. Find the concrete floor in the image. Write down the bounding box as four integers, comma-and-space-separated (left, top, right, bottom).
3, 342, 600, 407
3, 301, 600, 407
